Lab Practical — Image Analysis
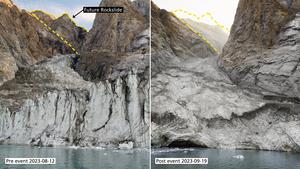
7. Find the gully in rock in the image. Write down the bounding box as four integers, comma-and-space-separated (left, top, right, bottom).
151, 0, 300, 169
0, 0, 150, 168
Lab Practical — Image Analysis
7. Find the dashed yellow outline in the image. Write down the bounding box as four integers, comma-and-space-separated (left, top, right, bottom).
176, 16, 219, 53
31, 10, 88, 32
29, 8, 228, 55
31, 10, 56, 19
173, 9, 230, 33
29, 12, 80, 55
172, 9, 230, 54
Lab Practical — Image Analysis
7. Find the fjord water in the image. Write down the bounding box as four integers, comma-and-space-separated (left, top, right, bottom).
152, 148, 300, 169
0, 145, 149, 169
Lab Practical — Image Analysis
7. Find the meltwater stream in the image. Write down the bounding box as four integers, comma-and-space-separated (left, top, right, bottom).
152, 148, 300, 169
0, 145, 149, 169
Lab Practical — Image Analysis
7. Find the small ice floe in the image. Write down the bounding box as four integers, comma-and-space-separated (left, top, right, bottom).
95, 146, 105, 150
232, 155, 245, 159
69, 146, 79, 149
118, 141, 134, 150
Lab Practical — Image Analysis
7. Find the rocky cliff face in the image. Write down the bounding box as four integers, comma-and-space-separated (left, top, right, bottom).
151, 2, 216, 72
76, 0, 150, 81
0, 55, 149, 148
0, 0, 86, 85
83, 0, 149, 54
47, 13, 86, 50
30, 11, 86, 58
151, 1, 300, 152
220, 0, 300, 97
0, 0, 149, 148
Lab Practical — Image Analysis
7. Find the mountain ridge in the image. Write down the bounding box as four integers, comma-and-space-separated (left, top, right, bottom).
0, 0, 87, 85
0, 0, 150, 148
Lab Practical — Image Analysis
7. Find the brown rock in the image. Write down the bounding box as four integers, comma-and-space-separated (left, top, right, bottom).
82, 0, 149, 55
220, 0, 299, 69
0, 1, 86, 84
0, 0, 13, 7
31, 10, 55, 24
219, 0, 300, 97
51, 13, 87, 50
75, 0, 150, 81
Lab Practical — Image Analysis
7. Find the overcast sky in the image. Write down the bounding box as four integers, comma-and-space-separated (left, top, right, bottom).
152, 0, 239, 28
14, 0, 100, 30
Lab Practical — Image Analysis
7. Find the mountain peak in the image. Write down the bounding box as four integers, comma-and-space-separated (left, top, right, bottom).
100, 0, 129, 5
83, 0, 148, 54
0, 0, 13, 7
31, 10, 55, 24
54, 13, 78, 28
57, 13, 73, 21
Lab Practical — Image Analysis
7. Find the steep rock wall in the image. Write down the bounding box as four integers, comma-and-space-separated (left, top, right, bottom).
0, 0, 86, 85
0, 55, 149, 148
151, 1, 300, 152
220, 0, 300, 97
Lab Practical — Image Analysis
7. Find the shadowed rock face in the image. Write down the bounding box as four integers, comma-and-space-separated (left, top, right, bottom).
75, 0, 150, 81
133, 0, 149, 17
82, 0, 149, 54
220, 0, 300, 97
50, 14, 87, 50
31, 12, 87, 56
0, 1, 86, 85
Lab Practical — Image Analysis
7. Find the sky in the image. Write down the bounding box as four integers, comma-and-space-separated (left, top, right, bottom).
152, 0, 240, 29
13, 0, 240, 30
14, 0, 100, 30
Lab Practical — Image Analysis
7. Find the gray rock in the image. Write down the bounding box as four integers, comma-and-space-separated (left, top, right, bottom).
183, 18, 229, 52
220, 13, 300, 98
0, 55, 149, 148
152, 55, 300, 152
151, 2, 300, 152
0, 1, 87, 85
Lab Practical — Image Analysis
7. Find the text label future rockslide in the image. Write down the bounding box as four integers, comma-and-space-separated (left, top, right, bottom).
83, 7, 124, 13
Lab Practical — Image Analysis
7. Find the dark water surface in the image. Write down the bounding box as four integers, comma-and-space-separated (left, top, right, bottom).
152, 148, 300, 169
0, 145, 149, 169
